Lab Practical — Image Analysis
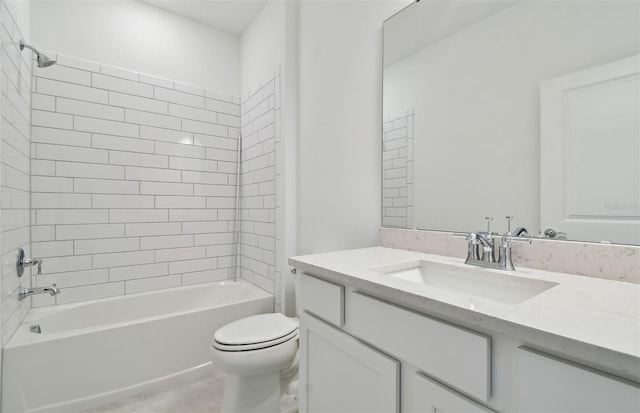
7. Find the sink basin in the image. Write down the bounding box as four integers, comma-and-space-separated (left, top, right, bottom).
372, 260, 557, 305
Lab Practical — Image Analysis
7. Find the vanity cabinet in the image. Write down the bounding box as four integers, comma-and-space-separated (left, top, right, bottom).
296, 271, 640, 413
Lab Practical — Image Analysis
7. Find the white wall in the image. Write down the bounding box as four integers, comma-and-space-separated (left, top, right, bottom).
384, 0, 639, 234
30, 0, 240, 95
298, 0, 409, 254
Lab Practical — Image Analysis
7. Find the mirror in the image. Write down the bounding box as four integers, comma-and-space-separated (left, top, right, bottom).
382, 0, 640, 245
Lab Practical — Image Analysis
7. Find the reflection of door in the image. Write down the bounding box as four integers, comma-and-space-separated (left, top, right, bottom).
540, 55, 640, 244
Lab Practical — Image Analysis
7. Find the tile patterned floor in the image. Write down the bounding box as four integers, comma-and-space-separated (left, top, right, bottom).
84, 364, 226, 413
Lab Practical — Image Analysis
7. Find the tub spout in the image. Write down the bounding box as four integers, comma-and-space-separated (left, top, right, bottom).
18, 284, 60, 301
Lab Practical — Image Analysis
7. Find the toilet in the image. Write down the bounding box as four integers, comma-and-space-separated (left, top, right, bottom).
211, 312, 299, 413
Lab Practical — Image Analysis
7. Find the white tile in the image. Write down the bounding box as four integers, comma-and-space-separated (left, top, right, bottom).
37, 78, 108, 104
181, 269, 228, 285
125, 222, 181, 237
32, 110, 73, 129
93, 73, 152, 97
154, 246, 206, 263
169, 257, 218, 275
125, 109, 181, 130
207, 197, 236, 209
217, 113, 240, 128
155, 141, 205, 159
56, 55, 101, 72
170, 157, 218, 173
205, 89, 235, 103
140, 126, 193, 144
193, 184, 236, 197
109, 151, 168, 168
56, 224, 124, 240
92, 134, 154, 154
182, 119, 227, 137
109, 92, 168, 114
75, 237, 140, 255
155, 196, 206, 209
92, 194, 154, 209
74, 178, 139, 194
207, 244, 234, 257
170, 209, 219, 222
32, 241, 74, 258
35, 269, 109, 288
174, 82, 205, 96
125, 274, 181, 294
31, 176, 73, 193
36, 143, 109, 164
56, 162, 124, 179
32, 93, 55, 111
125, 166, 181, 182
182, 220, 229, 234
32, 126, 91, 147
34, 64, 91, 85
140, 234, 193, 250
181, 171, 228, 185
100, 65, 139, 81
193, 134, 237, 150
206, 98, 240, 116
155, 87, 205, 108
57, 97, 124, 121
56, 282, 124, 304
140, 182, 193, 196
75, 116, 139, 138
42, 255, 93, 273
32, 226, 56, 242
32, 193, 91, 209
168, 103, 217, 123
109, 262, 169, 282
139, 73, 174, 89
206, 148, 237, 162
109, 209, 168, 223
93, 250, 155, 269
36, 209, 108, 225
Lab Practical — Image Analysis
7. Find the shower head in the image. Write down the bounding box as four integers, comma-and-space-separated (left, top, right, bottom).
19, 39, 56, 68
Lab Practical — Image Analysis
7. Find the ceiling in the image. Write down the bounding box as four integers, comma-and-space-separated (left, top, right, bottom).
139, 0, 268, 35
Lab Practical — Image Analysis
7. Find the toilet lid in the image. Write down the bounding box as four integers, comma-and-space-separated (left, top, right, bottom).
213, 329, 298, 352
214, 313, 299, 346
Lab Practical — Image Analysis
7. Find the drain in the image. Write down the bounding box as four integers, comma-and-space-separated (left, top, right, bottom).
30, 324, 42, 334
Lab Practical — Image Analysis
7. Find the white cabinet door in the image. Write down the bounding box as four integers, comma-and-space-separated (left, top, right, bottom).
299, 312, 399, 413
518, 348, 640, 412
404, 371, 495, 413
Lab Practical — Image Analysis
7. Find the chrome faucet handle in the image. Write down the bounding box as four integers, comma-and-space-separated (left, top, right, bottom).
505, 216, 513, 233
484, 217, 494, 234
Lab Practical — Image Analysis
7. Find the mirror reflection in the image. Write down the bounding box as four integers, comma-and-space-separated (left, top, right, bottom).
382, 0, 640, 245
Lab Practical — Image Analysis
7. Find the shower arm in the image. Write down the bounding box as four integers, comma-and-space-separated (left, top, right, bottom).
19, 39, 41, 56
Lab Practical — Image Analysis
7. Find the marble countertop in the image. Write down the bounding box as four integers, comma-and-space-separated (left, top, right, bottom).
289, 247, 640, 376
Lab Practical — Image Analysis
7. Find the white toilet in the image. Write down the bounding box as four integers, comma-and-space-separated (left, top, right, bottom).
211, 312, 299, 413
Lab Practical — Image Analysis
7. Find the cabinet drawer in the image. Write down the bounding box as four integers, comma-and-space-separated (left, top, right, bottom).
349, 292, 490, 402
404, 372, 495, 413
518, 347, 640, 412
297, 272, 344, 326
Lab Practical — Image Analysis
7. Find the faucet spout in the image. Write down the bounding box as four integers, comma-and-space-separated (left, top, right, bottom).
18, 283, 60, 301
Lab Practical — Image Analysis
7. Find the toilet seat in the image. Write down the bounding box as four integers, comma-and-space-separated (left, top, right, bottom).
213, 313, 299, 352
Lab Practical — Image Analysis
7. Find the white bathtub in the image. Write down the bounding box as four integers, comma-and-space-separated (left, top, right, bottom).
2, 279, 273, 413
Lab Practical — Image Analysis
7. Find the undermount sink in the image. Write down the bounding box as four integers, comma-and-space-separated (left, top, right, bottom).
372, 260, 558, 305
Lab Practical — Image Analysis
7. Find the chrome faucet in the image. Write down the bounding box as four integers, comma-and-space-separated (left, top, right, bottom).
454, 216, 531, 271
18, 284, 60, 301
16, 248, 43, 277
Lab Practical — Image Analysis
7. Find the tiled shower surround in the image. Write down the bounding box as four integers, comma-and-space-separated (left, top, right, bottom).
29, 53, 259, 307
1, 1, 32, 344
382, 111, 413, 229
239, 74, 280, 310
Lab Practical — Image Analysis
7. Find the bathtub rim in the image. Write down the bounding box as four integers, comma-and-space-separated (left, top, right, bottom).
6, 279, 272, 348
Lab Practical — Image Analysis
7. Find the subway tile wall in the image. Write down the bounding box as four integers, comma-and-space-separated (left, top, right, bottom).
239, 72, 281, 312
382, 111, 413, 229
30, 53, 244, 307
1, 1, 32, 345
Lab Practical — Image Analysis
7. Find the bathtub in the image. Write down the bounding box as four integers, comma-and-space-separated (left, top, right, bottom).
2, 279, 273, 413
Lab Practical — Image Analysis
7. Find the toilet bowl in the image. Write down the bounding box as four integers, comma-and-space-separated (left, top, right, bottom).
211, 313, 299, 413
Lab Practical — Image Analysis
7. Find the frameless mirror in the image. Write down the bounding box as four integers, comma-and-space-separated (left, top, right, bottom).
382, 0, 640, 245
